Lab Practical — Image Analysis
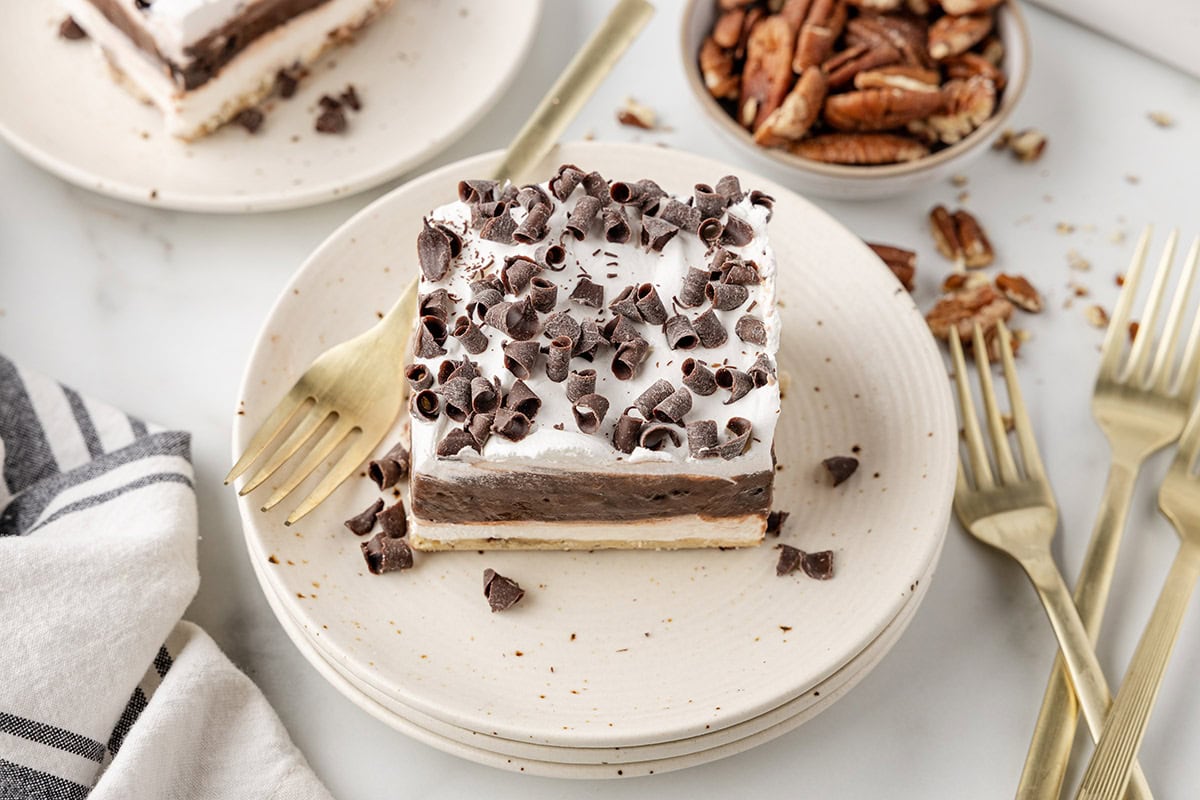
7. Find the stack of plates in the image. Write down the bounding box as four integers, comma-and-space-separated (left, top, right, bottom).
234, 143, 957, 778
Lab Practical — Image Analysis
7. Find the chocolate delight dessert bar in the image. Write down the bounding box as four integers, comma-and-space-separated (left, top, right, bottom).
406, 165, 780, 550
58, 0, 393, 139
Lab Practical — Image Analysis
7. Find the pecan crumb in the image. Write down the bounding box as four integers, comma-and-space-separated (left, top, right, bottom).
1147, 111, 1175, 129
866, 242, 917, 291
617, 97, 657, 130
1128, 321, 1140, 342
1067, 250, 1092, 272
1009, 128, 1047, 162
1085, 305, 1109, 329
926, 283, 1014, 341
1056, 222, 1075, 235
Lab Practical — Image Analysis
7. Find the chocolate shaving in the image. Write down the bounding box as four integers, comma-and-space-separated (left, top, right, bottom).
706, 282, 749, 311
480, 209, 517, 244
581, 171, 610, 202
441, 376, 473, 422
574, 319, 605, 360
513, 204, 551, 245
734, 314, 768, 346
652, 386, 693, 423
609, 285, 642, 321
698, 218, 723, 244
635, 379, 675, 420
566, 369, 596, 403
610, 180, 645, 206
686, 419, 719, 458
458, 179, 498, 204
748, 353, 776, 387
498, 184, 519, 204
565, 195, 603, 240
405, 364, 433, 392
717, 417, 753, 460
657, 199, 703, 233
716, 366, 754, 404
664, 314, 699, 350
467, 286, 503, 322
485, 297, 539, 340
529, 276, 557, 313
493, 407, 531, 441
680, 267, 711, 308
640, 423, 683, 451
470, 200, 506, 229
720, 215, 754, 247
766, 510, 790, 536
362, 533, 413, 574
612, 336, 650, 381
722, 260, 761, 285
501, 255, 541, 295
776, 544, 802, 576
602, 207, 632, 243
546, 336, 573, 383
634, 283, 668, 325
411, 389, 440, 421
693, 183, 727, 218
550, 165, 585, 200
543, 311, 581, 345
414, 318, 447, 358
502, 340, 541, 380
570, 277, 605, 309
516, 184, 552, 211
749, 190, 775, 216
694, 309, 728, 348
368, 442, 409, 489
344, 498, 383, 536
632, 179, 667, 213
417, 220, 453, 281
715, 175, 745, 204
451, 315, 489, 354
603, 314, 642, 344
437, 428, 479, 457
802, 550, 835, 580
823, 456, 859, 486
681, 358, 717, 395
710, 247, 735, 272
470, 376, 499, 414
504, 379, 541, 420
467, 412, 494, 449
641, 216, 679, 252
613, 412, 644, 454
537, 243, 567, 270
377, 500, 408, 538
483, 568, 525, 612
571, 393, 610, 434
419, 288, 455, 322
443, 357, 480, 384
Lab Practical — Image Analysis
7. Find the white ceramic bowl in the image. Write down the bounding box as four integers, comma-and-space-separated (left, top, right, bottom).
680, 0, 1031, 201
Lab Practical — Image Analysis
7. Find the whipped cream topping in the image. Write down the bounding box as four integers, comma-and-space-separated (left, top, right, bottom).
409, 172, 781, 474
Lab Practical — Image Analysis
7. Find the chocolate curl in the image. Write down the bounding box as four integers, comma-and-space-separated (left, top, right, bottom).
735, 314, 768, 346
417, 220, 453, 281
501, 255, 541, 295
693, 183, 727, 218
451, 315, 489, 355
686, 419, 719, 458
480, 209, 517, 244
607, 285, 640, 321
710, 247, 735, 272
565, 368, 596, 403
470, 376, 499, 414
641, 216, 679, 252
467, 284, 503, 322
716, 417, 753, 460
440, 376, 472, 422
581, 171, 610, 202
405, 364, 433, 392
470, 200, 506, 229
443, 357, 480, 384
656, 199, 703, 233
720, 214, 754, 247
716, 366, 754, 404
504, 379, 541, 420
492, 407, 531, 441
694, 309, 729, 348
485, 296, 539, 340
377, 500, 407, 538
639, 423, 683, 451
419, 288, 455, 322
437, 428, 479, 457
550, 164, 585, 201
803, 550, 835, 580
612, 411, 644, 454
766, 510, 790, 536
612, 178, 666, 213
483, 568, 525, 612
458, 179, 498, 203
543, 311, 581, 345
362, 533, 413, 574
344, 498, 383, 536
502, 340, 540, 380
602, 207, 632, 244
681, 358, 717, 395
679, 267, 711, 308
749, 190, 775, 218
652, 386, 693, 423
413, 316, 447, 358
698, 218, 723, 245
498, 184, 519, 204
635, 379, 675, 420
748, 353, 776, 387
368, 442, 409, 489
467, 412, 494, 449
715, 175, 745, 203
612, 336, 650, 381
706, 282, 749, 311
602, 314, 642, 344
513, 204, 551, 244
436, 360, 458, 385
546, 336, 573, 383
776, 544, 802, 576
569, 277, 605, 308
634, 283, 668, 324
663, 314, 699, 350
529, 277, 557, 313
571, 393, 610, 434
574, 319, 605, 360
565, 195, 602, 240
722, 260, 761, 285
410, 389, 440, 422
536, 243, 567, 271
516, 184, 552, 211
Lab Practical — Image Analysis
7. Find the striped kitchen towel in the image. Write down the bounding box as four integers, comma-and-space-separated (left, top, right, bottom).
0, 355, 332, 800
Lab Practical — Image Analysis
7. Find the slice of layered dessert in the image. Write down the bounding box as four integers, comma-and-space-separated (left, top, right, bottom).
58, 0, 393, 139
405, 165, 781, 551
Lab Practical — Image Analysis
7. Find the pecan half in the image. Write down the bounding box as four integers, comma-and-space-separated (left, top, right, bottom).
755, 68, 829, 146
925, 283, 1013, 341
979, 35, 1004, 66
955, 208, 994, 268
824, 42, 901, 88
790, 133, 928, 164
911, 76, 996, 144
824, 86, 945, 131
713, 8, 747, 48
853, 65, 940, 91
844, 0, 902, 9
939, 0, 1004, 13
941, 271, 989, 293
779, 0, 815, 31
700, 38, 739, 100
943, 52, 1006, 91
740, 16, 796, 130
995, 273, 1043, 313
928, 13, 993, 60
845, 15, 931, 67
794, 0, 849, 70
929, 204, 962, 261
867, 242, 917, 291
719, 0, 757, 8
736, 6, 766, 60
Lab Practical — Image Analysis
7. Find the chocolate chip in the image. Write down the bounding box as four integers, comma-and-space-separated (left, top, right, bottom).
315, 107, 347, 134
344, 498, 384, 536
513, 204, 551, 245
437, 428, 479, 457
664, 314, 699, 351
502, 340, 540, 380
653, 386, 693, 423
693, 183, 727, 218
776, 544, 802, 576
565, 195, 602, 240
747, 353, 776, 387
766, 510, 790, 536
411, 389, 440, 421
570, 277, 605, 309
566, 369, 596, 403
551, 164, 585, 201
602, 207, 632, 244
458, 179, 498, 204
470, 376, 499, 414
362, 533, 413, 574
635, 379, 675, 420
501, 255, 541, 295
377, 500, 409, 537
493, 407, 531, 441
451, 315, 489, 354
504, 379, 541, 420
641, 216, 679, 252
716, 366, 754, 404
59, 17, 87, 40
612, 336, 650, 381
276, 68, 300, 98
681, 358, 717, 395
368, 442, 409, 489
720, 214, 753, 247
639, 423, 683, 451
823, 456, 859, 486
635, 283, 668, 325
340, 84, 362, 111
440, 377, 473, 422
734, 314, 767, 346
613, 412, 644, 454
802, 550, 835, 580
483, 569, 525, 612
529, 277, 557, 313
679, 267, 711, 308
234, 108, 264, 133
572, 393, 610, 434
693, 309, 728, 348
480, 208, 517, 244
546, 336, 573, 383
417, 220, 453, 282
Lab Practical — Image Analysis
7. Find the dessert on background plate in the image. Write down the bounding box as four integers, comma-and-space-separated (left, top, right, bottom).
406, 164, 781, 550
58, 0, 394, 139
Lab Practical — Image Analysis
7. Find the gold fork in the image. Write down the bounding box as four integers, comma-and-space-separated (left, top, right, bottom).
950, 321, 1154, 800
225, 0, 654, 524
1019, 229, 1200, 799
1075, 242, 1200, 800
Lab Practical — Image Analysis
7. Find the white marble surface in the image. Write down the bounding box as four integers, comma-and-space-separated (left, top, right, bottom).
3, 1, 1200, 796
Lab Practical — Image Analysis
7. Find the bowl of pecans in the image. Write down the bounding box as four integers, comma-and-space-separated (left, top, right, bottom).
683, 0, 1030, 200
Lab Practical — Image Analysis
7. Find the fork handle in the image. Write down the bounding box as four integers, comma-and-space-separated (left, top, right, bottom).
1075, 543, 1200, 800
1018, 460, 1141, 800
1019, 552, 1155, 800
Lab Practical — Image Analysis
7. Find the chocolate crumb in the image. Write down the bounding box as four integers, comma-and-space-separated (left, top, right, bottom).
362, 533, 413, 574
823, 456, 859, 486
276, 67, 301, 98
344, 498, 384, 536
776, 544, 802, 576
765, 510, 790, 536
802, 550, 835, 580
59, 17, 87, 40
315, 107, 347, 134
234, 108, 264, 134
483, 569, 525, 612
340, 84, 362, 111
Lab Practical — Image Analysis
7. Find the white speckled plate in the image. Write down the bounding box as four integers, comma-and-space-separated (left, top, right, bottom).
233, 141, 957, 749
0, 0, 540, 212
